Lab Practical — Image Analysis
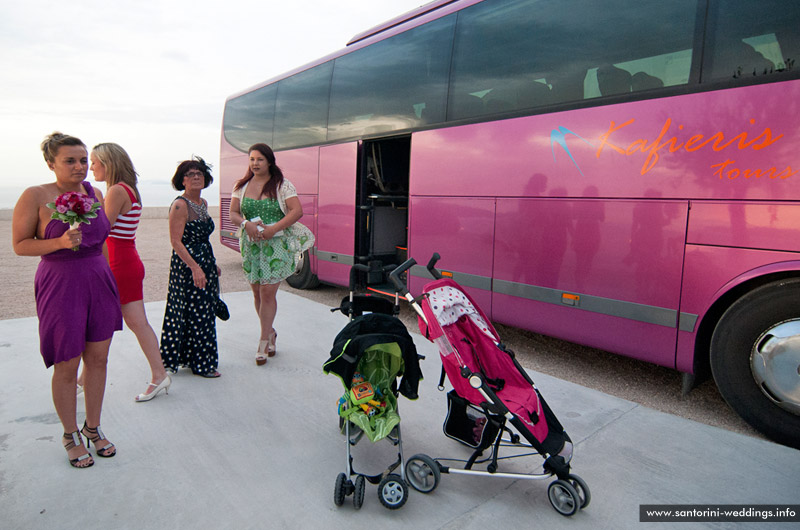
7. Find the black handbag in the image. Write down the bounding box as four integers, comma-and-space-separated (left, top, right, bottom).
205, 283, 230, 321
215, 296, 230, 321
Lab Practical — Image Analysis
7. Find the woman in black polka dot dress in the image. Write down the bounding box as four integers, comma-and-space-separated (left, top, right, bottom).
159, 157, 221, 378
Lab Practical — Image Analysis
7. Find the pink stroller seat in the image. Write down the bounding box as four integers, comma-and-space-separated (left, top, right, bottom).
420, 279, 572, 467
424, 284, 550, 442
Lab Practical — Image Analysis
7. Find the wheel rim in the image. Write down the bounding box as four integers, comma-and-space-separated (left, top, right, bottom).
406, 456, 439, 493
407, 461, 435, 491
751, 319, 800, 415
381, 480, 405, 506
548, 481, 579, 516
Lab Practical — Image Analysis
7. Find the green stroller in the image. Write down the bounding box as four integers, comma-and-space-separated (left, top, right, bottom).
323, 267, 423, 510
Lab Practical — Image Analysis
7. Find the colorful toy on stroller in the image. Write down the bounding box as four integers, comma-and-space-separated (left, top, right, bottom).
391, 254, 590, 517
323, 263, 423, 510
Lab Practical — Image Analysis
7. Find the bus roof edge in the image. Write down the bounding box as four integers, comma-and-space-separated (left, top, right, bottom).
346, 0, 459, 46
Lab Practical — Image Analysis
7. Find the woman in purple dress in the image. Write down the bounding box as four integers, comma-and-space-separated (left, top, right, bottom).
12, 132, 123, 468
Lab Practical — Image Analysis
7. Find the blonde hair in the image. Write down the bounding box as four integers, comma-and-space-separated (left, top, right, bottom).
92, 143, 141, 202
41, 131, 85, 164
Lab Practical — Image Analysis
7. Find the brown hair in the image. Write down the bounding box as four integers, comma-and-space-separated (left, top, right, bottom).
41, 131, 85, 164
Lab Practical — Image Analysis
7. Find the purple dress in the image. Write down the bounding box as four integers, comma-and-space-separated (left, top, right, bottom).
34, 182, 123, 368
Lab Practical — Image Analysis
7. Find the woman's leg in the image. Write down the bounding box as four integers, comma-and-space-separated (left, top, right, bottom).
81, 338, 115, 455
53, 355, 81, 432
250, 282, 261, 318
53, 355, 92, 466
252, 282, 280, 341
122, 300, 168, 392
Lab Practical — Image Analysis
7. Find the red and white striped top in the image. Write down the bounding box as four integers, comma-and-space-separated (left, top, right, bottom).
109, 184, 142, 240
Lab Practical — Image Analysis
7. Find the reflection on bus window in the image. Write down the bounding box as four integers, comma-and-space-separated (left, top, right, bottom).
223, 84, 276, 149
274, 62, 332, 149
447, 0, 696, 120
584, 50, 691, 99
327, 16, 453, 141
703, 0, 799, 81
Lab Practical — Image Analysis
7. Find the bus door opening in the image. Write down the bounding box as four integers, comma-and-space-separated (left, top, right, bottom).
355, 136, 410, 292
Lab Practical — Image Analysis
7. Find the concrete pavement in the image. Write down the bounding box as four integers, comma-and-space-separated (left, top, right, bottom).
1, 290, 798, 530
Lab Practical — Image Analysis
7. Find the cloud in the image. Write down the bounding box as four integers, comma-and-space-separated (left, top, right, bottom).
0, 0, 425, 206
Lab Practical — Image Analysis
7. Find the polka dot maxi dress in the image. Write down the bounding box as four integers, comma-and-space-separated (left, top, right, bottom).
160, 197, 220, 375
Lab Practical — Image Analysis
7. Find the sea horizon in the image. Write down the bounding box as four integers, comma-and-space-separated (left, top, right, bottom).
0, 179, 221, 210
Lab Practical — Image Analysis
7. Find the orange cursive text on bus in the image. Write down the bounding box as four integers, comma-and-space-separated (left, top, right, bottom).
711, 159, 795, 180
595, 118, 784, 176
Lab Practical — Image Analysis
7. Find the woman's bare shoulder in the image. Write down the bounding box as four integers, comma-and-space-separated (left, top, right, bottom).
19, 183, 57, 204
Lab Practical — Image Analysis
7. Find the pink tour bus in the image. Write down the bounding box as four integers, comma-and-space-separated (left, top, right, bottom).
219, 0, 800, 448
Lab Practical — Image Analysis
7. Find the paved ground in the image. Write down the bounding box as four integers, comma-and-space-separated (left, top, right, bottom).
1, 290, 798, 530
0, 208, 763, 439
5, 205, 798, 529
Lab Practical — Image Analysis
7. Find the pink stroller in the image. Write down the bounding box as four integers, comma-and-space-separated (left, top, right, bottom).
388, 254, 590, 517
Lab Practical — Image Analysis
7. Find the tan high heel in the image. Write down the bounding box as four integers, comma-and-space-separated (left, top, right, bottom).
268, 329, 277, 357
256, 340, 268, 365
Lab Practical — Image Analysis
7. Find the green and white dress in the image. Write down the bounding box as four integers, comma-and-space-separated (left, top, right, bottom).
233, 179, 314, 285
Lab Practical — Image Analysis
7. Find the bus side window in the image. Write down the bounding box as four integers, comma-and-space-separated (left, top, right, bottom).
631, 72, 664, 91
597, 64, 632, 96
517, 80, 553, 109
484, 85, 516, 113
731, 41, 776, 78
548, 71, 587, 104
702, 0, 800, 83
452, 93, 486, 119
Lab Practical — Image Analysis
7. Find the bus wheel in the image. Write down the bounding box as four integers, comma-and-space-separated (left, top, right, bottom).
710, 278, 800, 449
286, 250, 319, 289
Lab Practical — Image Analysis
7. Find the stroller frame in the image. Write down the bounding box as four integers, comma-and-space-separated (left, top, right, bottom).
325, 263, 422, 510
389, 254, 591, 517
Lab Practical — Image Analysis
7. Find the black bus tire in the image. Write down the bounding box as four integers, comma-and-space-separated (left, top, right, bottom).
286, 250, 319, 290
710, 278, 800, 449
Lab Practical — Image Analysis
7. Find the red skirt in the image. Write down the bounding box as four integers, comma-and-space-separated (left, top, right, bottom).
107, 237, 145, 304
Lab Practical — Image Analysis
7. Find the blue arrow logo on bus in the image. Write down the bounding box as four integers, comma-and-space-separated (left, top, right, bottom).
551, 126, 593, 176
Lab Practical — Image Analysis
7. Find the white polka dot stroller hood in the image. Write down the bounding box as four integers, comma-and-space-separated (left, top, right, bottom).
426, 285, 497, 343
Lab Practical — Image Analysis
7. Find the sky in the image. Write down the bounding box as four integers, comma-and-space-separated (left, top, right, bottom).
0, 0, 427, 208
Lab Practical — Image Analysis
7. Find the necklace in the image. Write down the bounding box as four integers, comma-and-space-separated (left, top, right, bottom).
182, 195, 209, 220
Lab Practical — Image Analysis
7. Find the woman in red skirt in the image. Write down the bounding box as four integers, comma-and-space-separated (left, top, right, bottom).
89, 143, 170, 402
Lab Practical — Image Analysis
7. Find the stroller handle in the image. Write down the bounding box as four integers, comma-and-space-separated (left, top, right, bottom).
426, 253, 443, 280
349, 263, 371, 291
348, 262, 397, 291
389, 258, 416, 296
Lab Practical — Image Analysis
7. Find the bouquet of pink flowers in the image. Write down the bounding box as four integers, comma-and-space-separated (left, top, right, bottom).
46, 191, 101, 250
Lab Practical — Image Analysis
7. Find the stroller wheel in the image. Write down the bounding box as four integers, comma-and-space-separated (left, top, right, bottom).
568, 474, 591, 509
548, 479, 580, 517
405, 454, 440, 493
378, 474, 408, 510
334, 473, 348, 507
353, 475, 366, 510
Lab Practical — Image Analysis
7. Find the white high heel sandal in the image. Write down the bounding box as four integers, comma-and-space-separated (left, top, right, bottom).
135, 374, 172, 402
256, 340, 269, 366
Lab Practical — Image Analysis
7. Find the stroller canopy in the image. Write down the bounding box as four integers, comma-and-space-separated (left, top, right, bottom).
324, 313, 422, 400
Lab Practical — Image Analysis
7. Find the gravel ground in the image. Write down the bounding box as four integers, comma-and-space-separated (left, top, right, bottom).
1, 208, 762, 441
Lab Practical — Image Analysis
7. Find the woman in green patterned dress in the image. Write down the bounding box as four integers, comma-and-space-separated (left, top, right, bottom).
228, 144, 314, 365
